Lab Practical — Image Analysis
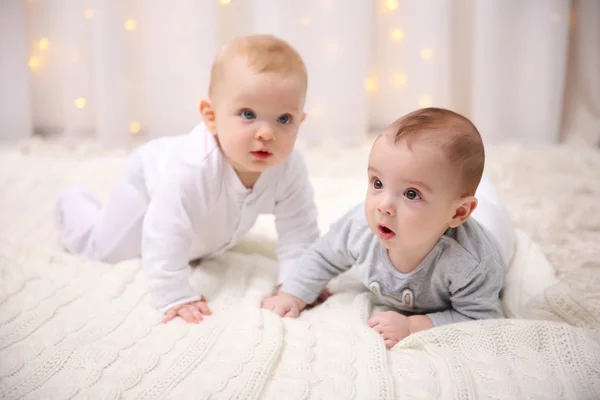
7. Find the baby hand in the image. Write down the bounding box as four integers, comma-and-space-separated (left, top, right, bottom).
163, 296, 212, 324
262, 292, 306, 318
272, 285, 332, 307
368, 311, 410, 349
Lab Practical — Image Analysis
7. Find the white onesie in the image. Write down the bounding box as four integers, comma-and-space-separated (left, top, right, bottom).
56, 123, 320, 312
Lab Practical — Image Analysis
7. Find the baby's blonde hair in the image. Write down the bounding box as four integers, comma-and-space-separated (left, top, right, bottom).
208, 34, 308, 98
388, 107, 485, 197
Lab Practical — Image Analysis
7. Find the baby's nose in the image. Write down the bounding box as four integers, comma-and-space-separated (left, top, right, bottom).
256, 124, 275, 141
377, 202, 395, 216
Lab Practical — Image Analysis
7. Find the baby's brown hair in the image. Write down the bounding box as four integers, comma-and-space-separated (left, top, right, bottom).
208, 34, 308, 99
389, 107, 485, 197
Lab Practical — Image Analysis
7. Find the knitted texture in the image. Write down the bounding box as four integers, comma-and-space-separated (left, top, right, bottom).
1, 139, 599, 399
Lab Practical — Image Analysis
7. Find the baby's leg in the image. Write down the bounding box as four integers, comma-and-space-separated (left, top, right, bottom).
471, 173, 516, 265
56, 160, 148, 263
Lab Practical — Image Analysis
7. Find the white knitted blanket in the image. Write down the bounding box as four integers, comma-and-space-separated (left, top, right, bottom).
1, 139, 600, 399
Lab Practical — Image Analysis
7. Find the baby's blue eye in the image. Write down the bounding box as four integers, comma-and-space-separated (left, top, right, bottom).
404, 189, 421, 200
241, 109, 256, 120
373, 179, 383, 190
278, 114, 292, 125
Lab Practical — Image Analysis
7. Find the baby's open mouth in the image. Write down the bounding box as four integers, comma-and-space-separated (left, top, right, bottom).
378, 224, 396, 240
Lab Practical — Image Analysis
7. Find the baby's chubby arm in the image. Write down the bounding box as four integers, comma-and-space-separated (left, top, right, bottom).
142, 168, 210, 320
263, 206, 360, 315
272, 151, 320, 284
427, 255, 505, 326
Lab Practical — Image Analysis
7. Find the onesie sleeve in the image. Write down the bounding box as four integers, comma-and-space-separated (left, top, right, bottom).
142, 165, 207, 313
427, 255, 505, 326
273, 150, 320, 284
280, 205, 360, 304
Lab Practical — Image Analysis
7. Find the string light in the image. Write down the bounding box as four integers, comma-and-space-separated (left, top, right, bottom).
71, 53, 79, 62
129, 121, 141, 134
385, 0, 399, 11
311, 106, 322, 116
124, 19, 137, 31
419, 95, 432, 108
84, 8, 94, 19
391, 72, 407, 86
75, 98, 86, 109
364, 77, 378, 93
39, 38, 49, 51
220, 0, 231, 4
390, 28, 404, 42
327, 43, 339, 53
28, 57, 41, 70
420, 48, 434, 60
301, 16, 310, 26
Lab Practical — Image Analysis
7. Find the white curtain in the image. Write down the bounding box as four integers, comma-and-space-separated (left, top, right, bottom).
561, 0, 600, 147
1, 0, 598, 147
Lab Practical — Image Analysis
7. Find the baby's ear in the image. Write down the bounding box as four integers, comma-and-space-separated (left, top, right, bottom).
448, 196, 478, 228
199, 99, 217, 135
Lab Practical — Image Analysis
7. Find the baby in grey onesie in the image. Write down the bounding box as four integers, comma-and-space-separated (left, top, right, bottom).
262, 107, 511, 349
281, 202, 506, 326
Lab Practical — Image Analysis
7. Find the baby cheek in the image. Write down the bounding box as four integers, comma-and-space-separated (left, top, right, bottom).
279, 133, 296, 149
283, 129, 300, 145
364, 199, 378, 224
364, 195, 377, 214
397, 204, 425, 225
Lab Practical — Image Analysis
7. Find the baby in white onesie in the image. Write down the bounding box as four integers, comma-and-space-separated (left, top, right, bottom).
56, 34, 324, 324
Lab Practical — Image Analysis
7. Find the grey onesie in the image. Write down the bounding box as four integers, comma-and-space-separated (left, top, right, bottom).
281, 203, 507, 326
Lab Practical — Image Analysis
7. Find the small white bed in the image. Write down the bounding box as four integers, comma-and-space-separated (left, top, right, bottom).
1, 139, 599, 399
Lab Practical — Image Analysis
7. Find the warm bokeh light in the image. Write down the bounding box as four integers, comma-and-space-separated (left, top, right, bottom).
385, 0, 399, 11
129, 121, 141, 134
420, 48, 434, 60
39, 38, 49, 51
364, 77, 379, 93
75, 98, 86, 109
124, 19, 137, 31
391, 72, 407, 86
28, 57, 41, 70
84, 8, 94, 19
390, 28, 405, 42
327, 43, 339, 53
419, 95, 432, 108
